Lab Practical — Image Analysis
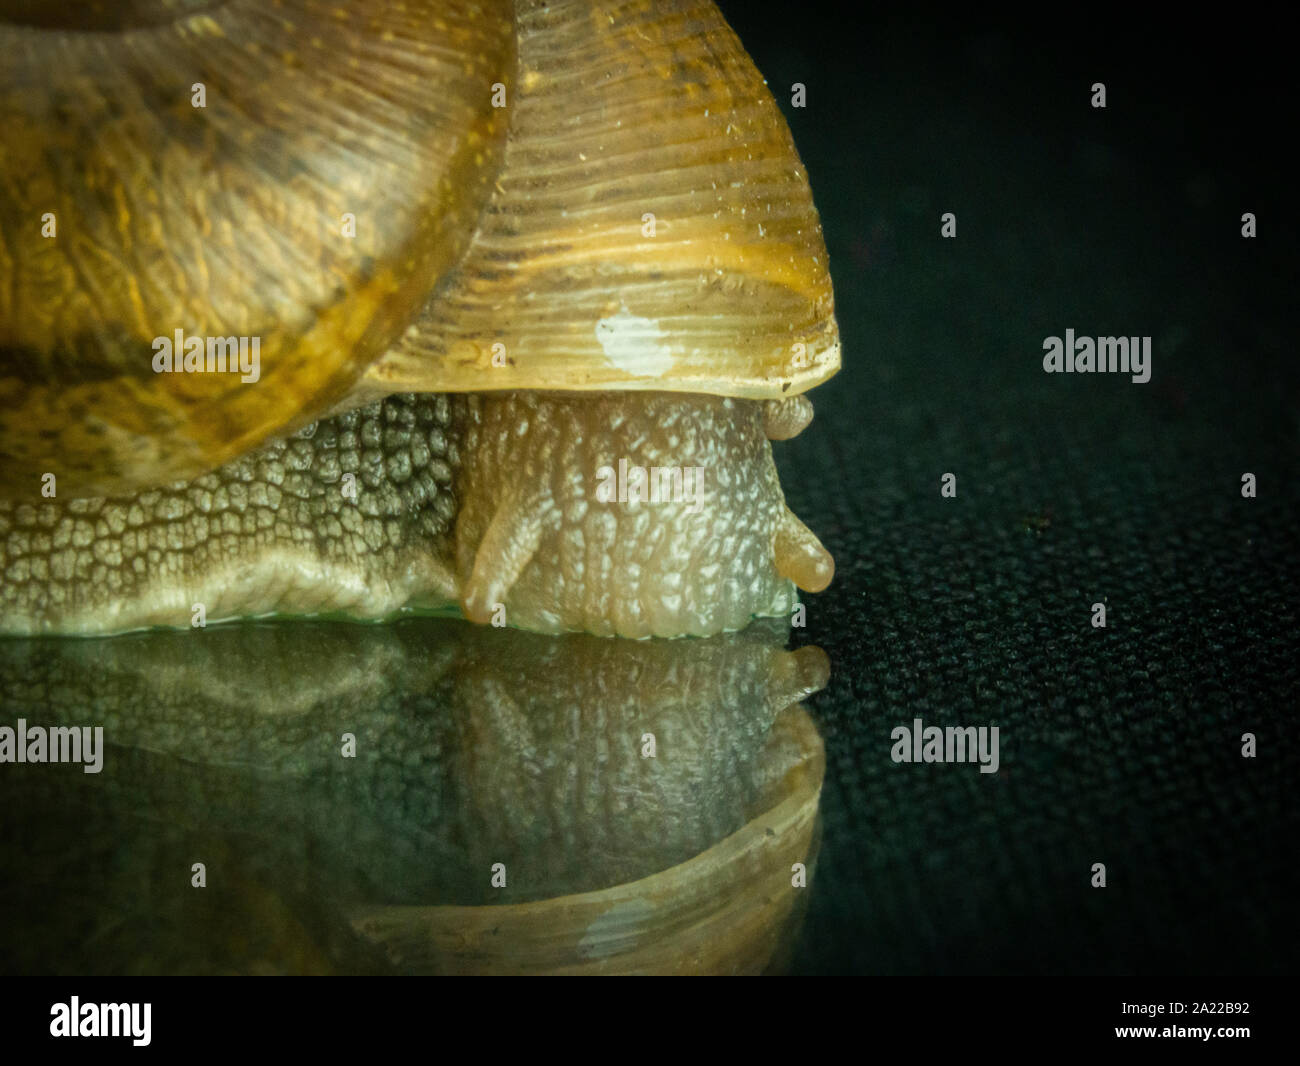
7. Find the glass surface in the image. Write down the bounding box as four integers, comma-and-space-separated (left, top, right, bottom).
0, 617, 829, 975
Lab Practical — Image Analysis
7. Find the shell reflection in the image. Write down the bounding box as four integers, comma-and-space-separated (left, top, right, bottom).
0, 617, 828, 974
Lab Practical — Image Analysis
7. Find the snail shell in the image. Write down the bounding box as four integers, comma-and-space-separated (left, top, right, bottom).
0, 0, 514, 494
364, 0, 840, 402
0, 0, 840, 638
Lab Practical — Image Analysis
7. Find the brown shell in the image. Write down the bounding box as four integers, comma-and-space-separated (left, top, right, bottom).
0, 0, 513, 498
365, 0, 840, 401
0, 0, 839, 500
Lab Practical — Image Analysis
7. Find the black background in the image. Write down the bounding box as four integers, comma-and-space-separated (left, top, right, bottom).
713, 1, 1298, 973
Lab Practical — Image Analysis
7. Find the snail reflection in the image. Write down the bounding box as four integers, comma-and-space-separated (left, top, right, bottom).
0, 0, 839, 640
0, 618, 828, 974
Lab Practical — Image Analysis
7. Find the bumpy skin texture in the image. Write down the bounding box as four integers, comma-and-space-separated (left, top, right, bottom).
0, 392, 823, 638
0, 395, 463, 633
455, 392, 799, 637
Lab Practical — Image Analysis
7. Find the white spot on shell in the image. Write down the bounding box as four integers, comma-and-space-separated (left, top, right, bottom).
578, 900, 655, 959
595, 308, 674, 376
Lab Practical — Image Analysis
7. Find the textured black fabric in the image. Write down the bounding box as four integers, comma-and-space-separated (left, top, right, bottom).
714, 4, 1299, 973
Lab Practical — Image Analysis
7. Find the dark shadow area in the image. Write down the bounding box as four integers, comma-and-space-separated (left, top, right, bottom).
714, 1, 1299, 973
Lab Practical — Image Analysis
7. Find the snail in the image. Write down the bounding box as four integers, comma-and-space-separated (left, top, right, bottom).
0, 0, 840, 639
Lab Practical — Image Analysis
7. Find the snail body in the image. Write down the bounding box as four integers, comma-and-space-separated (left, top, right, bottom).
0, 0, 839, 638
